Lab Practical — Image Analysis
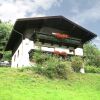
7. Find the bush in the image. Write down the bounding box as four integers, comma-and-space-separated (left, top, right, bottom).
33, 54, 73, 79
30, 50, 50, 65
71, 56, 83, 72
43, 61, 72, 79
85, 65, 100, 73
54, 61, 72, 79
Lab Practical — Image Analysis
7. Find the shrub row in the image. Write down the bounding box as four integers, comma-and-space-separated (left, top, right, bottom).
32, 51, 73, 79
31, 50, 100, 79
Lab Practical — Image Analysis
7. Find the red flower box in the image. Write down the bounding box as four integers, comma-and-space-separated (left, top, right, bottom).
54, 33, 70, 39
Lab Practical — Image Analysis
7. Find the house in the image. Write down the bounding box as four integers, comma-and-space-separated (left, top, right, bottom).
5, 16, 97, 68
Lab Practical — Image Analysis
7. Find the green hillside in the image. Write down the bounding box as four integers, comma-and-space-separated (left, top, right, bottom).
0, 67, 100, 100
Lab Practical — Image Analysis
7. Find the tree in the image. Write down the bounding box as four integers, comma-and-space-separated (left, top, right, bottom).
84, 43, 100, 67
0, 21, 13, 60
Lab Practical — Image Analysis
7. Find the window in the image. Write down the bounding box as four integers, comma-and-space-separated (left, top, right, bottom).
17, 50, 19, 57
69, 49, 74, 52
14, 55, 16, 62
69, 47, 74, 52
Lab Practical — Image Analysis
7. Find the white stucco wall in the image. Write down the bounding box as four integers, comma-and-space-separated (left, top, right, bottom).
75, 48, 83, 56
11, 38, 34, 68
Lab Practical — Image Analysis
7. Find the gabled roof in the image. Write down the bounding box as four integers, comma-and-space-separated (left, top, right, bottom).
5, 16, 97, 51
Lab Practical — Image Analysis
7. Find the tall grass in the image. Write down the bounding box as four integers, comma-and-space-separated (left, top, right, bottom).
0, 67, 100, 100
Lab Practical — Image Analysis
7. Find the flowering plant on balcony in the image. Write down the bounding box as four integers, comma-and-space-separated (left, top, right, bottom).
60, 51, 67, 56
52, 33, 70, 39
54, 51, 60, 55
54, 51, 67, 56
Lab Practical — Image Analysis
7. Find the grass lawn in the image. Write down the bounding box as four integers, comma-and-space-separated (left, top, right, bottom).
0, 67, 100, 100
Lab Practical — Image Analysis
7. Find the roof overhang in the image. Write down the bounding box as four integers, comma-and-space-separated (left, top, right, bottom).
5, 16, 97, 51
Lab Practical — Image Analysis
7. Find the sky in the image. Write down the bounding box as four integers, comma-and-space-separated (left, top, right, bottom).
0, 0, 100, 49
